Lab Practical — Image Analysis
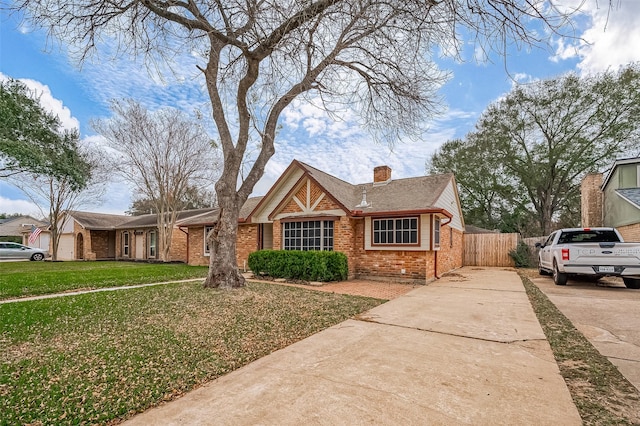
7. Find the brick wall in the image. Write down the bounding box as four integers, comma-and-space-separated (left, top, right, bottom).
187, 224, 258, 268
169, 228, 188, 262
70, 221, 91, 260
334, 216, 358, 278
188, 226, 208, 266
617, 223, 640, 242
581, 173, 603, 227
272, 221, 282, 250
249, 216, 462, 283
436, 226, 464, 276
280, 198, 303, 214
355, 249, 428, 280
90, 230, 112, 259
236, 224, 258, 271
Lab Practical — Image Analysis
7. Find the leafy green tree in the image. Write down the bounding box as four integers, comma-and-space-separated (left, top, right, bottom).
0, 79, 90, 189
431, 65, 640, 236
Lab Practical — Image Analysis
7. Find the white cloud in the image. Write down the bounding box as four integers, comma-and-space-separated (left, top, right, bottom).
251, 110, 458, 197
0, 196, 42, 217
553, 2, 640, 73
0, 72, 80, 131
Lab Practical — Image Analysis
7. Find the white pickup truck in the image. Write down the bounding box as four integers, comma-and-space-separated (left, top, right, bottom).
537, 227, 640, 289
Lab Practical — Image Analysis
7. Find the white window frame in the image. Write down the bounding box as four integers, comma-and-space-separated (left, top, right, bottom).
433, 217, 441, 248
122, 231, 130, 257
372, 217, 419, 246
148, 230, 157, 258
283, 220, 334, 251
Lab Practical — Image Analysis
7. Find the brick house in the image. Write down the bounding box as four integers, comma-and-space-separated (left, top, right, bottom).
179, 160, 465, 283
581, 157, 640, 242
55, 209, 213, 261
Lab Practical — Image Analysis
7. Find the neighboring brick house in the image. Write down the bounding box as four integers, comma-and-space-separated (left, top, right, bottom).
581, 157, 640, 242
55, 209, 214, 261
180, 159, 465, 283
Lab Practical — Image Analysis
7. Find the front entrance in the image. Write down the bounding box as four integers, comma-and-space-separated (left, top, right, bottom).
135, 233, 144, 259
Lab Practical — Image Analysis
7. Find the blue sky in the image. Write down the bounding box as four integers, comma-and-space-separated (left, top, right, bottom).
2, 1, 640, 217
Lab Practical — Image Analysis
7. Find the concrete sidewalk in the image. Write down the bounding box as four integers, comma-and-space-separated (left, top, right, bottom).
124, 267, 581, 425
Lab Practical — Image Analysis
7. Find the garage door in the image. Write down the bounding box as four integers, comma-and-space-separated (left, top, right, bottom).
57, 234, 75, 260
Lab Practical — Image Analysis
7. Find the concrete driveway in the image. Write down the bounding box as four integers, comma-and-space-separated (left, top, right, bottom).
125, 267, 580, 425
531, 274, 640, 391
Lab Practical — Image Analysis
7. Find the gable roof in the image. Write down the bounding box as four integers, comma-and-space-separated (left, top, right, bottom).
299, 160, 454, 215
245, 159, 457, 222
601, 157, 640, 190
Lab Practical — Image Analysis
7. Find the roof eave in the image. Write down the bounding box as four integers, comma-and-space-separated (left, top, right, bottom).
350, 208, 452, 218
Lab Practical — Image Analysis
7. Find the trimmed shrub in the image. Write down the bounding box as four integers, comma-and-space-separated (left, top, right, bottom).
248, 250, 348, 282
509, 241, 532, 268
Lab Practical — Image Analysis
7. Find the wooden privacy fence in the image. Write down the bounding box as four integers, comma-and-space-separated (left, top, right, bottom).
463, 233, 519, 267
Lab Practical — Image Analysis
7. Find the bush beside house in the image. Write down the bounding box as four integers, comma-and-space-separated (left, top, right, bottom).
249, 250, 348, 282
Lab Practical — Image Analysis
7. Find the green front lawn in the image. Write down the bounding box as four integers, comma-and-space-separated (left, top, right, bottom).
0, 261, 208, 299
0, 280, 384, 424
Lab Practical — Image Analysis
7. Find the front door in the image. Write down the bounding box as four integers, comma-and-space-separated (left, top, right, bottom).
135, 234, 144, 259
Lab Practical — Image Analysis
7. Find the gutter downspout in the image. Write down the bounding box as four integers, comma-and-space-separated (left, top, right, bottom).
434, 216, 453, 279
178, 227, 189, 264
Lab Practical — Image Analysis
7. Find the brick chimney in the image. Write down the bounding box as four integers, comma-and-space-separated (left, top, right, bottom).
581, 173, 603, 227
373, 166, 391, 183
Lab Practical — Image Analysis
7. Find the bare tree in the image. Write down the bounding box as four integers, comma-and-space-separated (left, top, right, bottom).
13, 0, 587, 287
9, 139, 106, 260
92, 100, 219, 262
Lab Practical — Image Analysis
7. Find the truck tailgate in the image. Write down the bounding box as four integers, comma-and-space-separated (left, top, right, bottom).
568, 243, 640, 270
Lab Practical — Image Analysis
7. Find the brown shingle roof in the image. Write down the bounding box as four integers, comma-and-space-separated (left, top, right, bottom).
176, 197, 264, 227
296, 161, 454, 215
69, 208, 220, 229
121, 208, 217, 228
68, 211, 132, 230
359, 173, 453, 214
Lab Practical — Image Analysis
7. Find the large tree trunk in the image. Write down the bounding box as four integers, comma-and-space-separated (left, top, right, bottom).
203, 197, 246, 289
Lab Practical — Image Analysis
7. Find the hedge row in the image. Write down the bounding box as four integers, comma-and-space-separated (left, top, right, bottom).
248, 250, 348, 282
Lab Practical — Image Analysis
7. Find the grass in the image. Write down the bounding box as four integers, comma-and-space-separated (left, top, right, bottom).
0, 280, 384, 424
0, 261, 208, 300
518, 270, 640, 425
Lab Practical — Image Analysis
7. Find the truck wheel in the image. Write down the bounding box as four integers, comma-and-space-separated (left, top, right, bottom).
553, 261, 567, 286
623, 278, 640, 289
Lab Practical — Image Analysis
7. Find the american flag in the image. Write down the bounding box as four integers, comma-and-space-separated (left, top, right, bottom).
28, 225, 42, 245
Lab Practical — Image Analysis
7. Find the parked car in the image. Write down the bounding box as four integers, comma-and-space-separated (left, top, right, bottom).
536, 227, 640, 289
0, 242, 48, 261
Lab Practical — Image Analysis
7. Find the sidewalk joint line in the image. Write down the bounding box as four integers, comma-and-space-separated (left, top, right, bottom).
0, 278, 205, 304
356, 316, 546, 345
